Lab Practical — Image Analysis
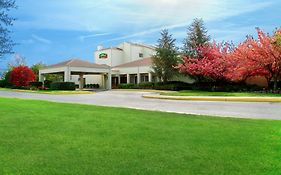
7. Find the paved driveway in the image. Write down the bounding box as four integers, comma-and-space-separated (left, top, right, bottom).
0, 90, 280, 120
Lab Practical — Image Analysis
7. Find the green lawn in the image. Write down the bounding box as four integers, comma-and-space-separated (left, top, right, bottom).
0, 98, 280, 175
161, 90, 281, 97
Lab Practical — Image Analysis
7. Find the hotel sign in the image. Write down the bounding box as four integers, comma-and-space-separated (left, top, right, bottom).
99, 53, 108, 59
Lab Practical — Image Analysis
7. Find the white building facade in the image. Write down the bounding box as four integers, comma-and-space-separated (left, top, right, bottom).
39, 42, 157, 89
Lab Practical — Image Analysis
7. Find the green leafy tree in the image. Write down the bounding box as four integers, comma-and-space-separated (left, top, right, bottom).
31, 62, 45, 81
152, 29, 179, 82
183, 18, 210, 57
0, 0, 16, 59
31, 62, 63, 82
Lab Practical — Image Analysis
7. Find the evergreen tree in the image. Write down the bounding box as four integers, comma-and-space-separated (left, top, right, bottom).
0, 0, 16, 59
152, 29, 179, 82
183, 18, 210, 57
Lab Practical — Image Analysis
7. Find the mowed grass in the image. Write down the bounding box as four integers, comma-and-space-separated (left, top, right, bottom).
0, 98, 280, 175
161, 90, 281, 97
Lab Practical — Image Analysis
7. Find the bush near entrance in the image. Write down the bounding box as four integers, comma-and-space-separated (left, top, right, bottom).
50, 82, 76, 90
29, 81, 43, 88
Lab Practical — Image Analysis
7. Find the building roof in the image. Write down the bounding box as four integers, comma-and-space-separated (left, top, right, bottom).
114, 57, 152, 68
43, 59, 110, 69
97, 42, 156, 52
126, 42, 156, 50
98, 47, 123, 52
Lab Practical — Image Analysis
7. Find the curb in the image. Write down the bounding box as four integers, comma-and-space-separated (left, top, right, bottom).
112, 89, 174, 93
142, 95, 281, 102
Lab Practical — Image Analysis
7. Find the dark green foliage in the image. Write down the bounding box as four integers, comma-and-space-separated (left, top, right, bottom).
0, 0, 16, 58
190, 82, 263, 92
0, 79, 8, 87
137, 82, 155, 89
118, 83, 137, 89
118, 82, 154, 89
85, 84, 100, 89
152, 29, 179, 82
29, 81, 43, 88
30, 63, 45, 81
117, 81, 263, 92
43, 80, 52, 88
154, 81, 192, 91
0, 70, 11, 87
50, 82, 76, 90
183, 18, 210, 57
269, 81, 281, 90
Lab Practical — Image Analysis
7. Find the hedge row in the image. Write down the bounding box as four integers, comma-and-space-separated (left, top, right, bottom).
29, 81, 43, 88
118, 81, 264, 92
0, 80, 11, 88
50, 82, 76, 90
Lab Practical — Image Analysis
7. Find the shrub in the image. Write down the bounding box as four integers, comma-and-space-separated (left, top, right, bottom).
118, 83, 137, 89
50, 82, 76, 90
29, 81, 43, 88
138, 82, 154, 89
10, 66, 36, 87
269, 81, 281, 90
84, 84, 100, 89
94, 84, 100, 89
0, 79, 11, 88
189, 82, 263, 92
43, 80, 52, 88
154, 81, 192, 91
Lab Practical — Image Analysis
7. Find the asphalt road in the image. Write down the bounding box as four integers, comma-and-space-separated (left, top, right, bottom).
0, 90, 280, 120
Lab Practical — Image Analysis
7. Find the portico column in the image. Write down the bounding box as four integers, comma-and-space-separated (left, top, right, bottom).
79, 74, 84, 90
148, 73, 152, 82
127, 74, 130, 84
39, 70, 44, 82
64, 66, 71, 82
137, 73, 141, 84
107, 72, 112, 90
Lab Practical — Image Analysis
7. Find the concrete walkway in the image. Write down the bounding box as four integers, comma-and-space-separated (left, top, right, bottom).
0, 90, 281, 120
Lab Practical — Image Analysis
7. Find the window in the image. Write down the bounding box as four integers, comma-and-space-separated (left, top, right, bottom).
139, 53, 143, 58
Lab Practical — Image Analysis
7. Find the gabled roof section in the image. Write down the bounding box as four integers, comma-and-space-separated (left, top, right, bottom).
44, 59, 110, 69
114, 57, 152, 68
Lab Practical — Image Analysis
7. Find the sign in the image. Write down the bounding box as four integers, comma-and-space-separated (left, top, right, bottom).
99, 53, 108, 59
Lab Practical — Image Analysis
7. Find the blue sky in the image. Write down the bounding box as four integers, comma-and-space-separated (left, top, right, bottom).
0, 0, 281, 71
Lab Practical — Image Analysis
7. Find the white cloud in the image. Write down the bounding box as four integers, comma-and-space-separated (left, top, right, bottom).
78, 33, 112, 42
31, 34, 52, 44
15, 0, 273, 32
14, 0, 274, 45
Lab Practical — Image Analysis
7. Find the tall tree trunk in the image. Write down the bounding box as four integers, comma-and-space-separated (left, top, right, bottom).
273, 74, 278, 91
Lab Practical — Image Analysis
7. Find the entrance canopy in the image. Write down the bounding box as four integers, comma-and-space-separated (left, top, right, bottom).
39, 59, 112, 89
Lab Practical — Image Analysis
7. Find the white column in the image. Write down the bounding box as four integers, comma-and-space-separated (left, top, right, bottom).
79, 74, 84, 90
39, 71, 44, 82
101, 74, 105, 89
148, 73, 152, 82
64, 66, 71, 82
106, 72, 112, 90
137, 73, 141, 84
127, 74, 130, 84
